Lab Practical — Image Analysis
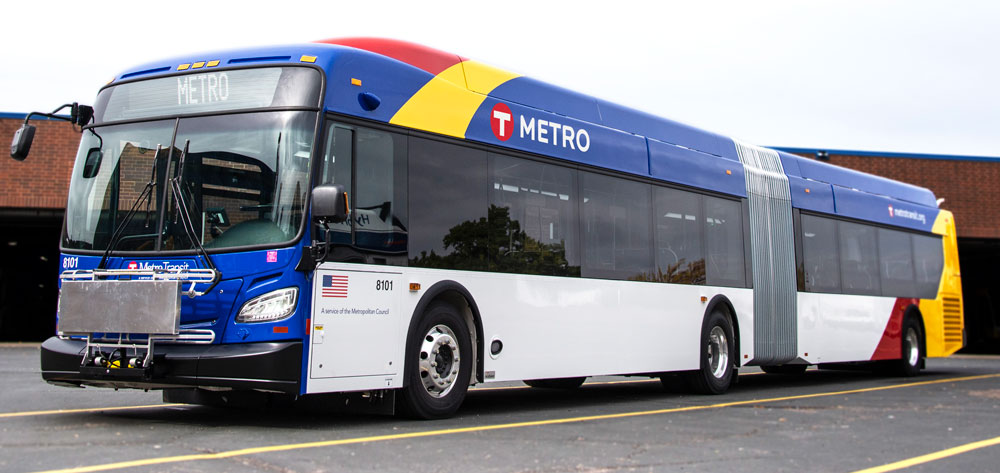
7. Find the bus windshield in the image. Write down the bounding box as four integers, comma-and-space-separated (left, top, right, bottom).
62, 110, 316, 252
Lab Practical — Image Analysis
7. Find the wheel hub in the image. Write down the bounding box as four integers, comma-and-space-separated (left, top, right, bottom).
418, 324, 461, 398
708, 326, 729, 379
905, 326, 920, 367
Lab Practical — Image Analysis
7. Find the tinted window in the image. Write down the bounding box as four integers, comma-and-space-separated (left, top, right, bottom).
490, 154, 579, 276
913, 234, 944, 299
838, 221, 880, 295
704, 197, 746, 287
653, 187, 705, 284
581, 172, 652, 280
408, 137, 488, 271
801, 215, 840, 293
879, 229, 915, 297
354, 128, 407, 258
318, 125, 353, 245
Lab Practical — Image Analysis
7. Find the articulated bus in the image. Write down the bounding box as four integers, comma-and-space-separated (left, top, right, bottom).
15, 38, 963, 419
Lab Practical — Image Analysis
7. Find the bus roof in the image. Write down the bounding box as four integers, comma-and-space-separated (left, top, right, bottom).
111, 38, 941, 232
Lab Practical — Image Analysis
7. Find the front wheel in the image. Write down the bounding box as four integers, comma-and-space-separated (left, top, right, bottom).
685, 310, 736, 394
398, 302, 473, 419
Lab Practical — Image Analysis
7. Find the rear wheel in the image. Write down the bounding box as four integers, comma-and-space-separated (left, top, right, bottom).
398, 302, 472, 419
895, 316, 924, 377
523, 377, 586, 389
685, 310, 736, 394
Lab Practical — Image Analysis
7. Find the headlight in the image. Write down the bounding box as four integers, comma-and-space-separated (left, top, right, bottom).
237, 287, 298, 323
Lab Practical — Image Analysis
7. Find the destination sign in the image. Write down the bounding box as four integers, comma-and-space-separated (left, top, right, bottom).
96, 67, 321, 124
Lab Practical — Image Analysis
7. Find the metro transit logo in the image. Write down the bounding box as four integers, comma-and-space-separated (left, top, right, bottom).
488, 101, 591, 152
491, 103, 513, 141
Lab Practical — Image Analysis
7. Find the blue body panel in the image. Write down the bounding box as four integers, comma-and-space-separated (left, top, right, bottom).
59, 246, 311, 348
787, 176, 836, 215
648, 138, 746, 197
466, 95, 650, 176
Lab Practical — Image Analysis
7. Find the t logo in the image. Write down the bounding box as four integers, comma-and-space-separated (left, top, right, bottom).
490, 103, 513, 141
127, 261, 138, 270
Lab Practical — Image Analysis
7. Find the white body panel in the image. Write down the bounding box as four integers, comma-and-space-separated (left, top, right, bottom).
797, 292, 895, 364
306, 263, 754, 394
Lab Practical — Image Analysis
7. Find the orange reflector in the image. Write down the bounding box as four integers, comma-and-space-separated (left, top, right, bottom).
192, 61, 206, 69
744, 354, 749, 359
804, 352, 809, 357
305, 318, 310, 333
300, 55, 317, 63
207, 60, 220, 67
700, 296, 708, 302
351, 78, 362, 86
273, 326, 289, 334
409, 283, 421, 292
177, 64, 191, 71
725, 170, 732, 175
805, 188, 811, 193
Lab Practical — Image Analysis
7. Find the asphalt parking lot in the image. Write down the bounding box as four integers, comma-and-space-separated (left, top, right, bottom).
1, 344, 998, 473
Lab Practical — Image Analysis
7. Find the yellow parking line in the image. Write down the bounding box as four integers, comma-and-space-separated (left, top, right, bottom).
0, 404, 183, 419
851, 435, 1000, 473
34, 373, 1000, 473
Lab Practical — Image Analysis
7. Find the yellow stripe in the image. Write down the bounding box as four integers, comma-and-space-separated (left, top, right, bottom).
34, 373, 1000, 473
0, 404, 182, 419
851, 435, 1000, 473
389, 60, 519, 138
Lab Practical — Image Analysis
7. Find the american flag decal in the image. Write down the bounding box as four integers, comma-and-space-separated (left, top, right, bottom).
322, 274, 349, 298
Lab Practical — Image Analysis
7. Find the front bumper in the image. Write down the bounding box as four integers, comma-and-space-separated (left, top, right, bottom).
40, 337, 301, 394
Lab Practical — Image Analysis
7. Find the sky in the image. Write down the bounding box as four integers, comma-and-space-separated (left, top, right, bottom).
2, 0, 997, 157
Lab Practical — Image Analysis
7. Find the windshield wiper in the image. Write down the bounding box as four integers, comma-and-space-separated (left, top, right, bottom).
170, 140, 221, 295
97, 144, 164, 269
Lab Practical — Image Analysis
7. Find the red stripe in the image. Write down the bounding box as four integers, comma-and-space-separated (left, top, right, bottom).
870, 298, 920, 360
314, 37, 466, 76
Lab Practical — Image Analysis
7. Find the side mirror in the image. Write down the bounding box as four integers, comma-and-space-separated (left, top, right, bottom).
74, 105, 94, 127
10, 124, 36, 161
312, 183, 349, 224
81, 148, 103, 178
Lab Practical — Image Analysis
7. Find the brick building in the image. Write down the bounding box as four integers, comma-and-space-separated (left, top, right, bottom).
2, 114, 998, 351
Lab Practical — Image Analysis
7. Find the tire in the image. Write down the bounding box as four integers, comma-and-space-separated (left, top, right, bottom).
760, 364, 808, 375
398, 302, 473, 419
524, 377, 586, 389
894, 316, 924, 377
684, 310, 736, 394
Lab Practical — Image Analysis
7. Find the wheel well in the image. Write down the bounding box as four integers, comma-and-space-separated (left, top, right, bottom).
706, 295, 741, 367
405, 281, 485, 385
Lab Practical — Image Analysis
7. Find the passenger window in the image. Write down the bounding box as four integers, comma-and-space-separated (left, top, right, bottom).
704, 197, 746, 287
879, 229, 915, 297
913, 234, 944, 299
353, 128, 407, 261
490, 153, 580, 276
653, 187, 705, 284
408, 137, 488, 271
581, 172, 652, 280
801, 215, 840, 293
838, 221, 880, 295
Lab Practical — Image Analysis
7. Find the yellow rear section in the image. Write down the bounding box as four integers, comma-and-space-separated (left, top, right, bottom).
920, 209, 964, 357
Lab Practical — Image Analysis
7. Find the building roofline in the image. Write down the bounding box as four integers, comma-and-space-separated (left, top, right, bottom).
772, 146, 1000, 163
0, 112, 71, 121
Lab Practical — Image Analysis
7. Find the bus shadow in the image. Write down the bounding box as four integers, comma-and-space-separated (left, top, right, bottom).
82, 368, 967, 429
